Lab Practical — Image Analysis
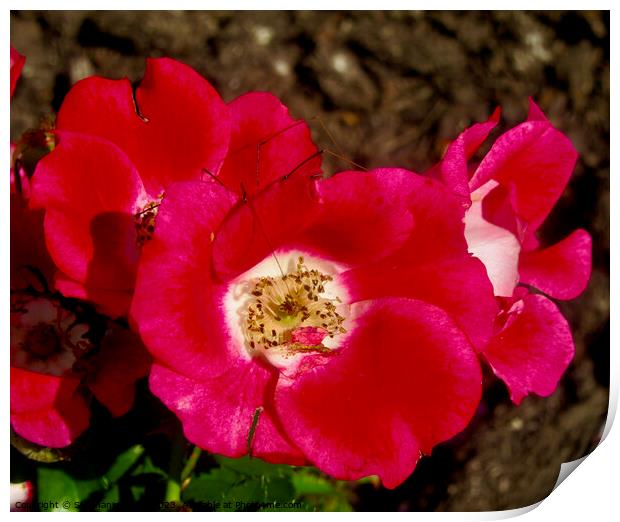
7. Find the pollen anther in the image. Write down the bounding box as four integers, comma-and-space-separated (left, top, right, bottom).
243, 257, 346, 355
135, 194, 164, 247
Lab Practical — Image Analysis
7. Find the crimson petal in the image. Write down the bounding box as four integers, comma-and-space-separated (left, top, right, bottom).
482, 293, 575, 405
217, 92, 321, 197
275, 297, 481, 488
30, 132, 144, 308
86, 327, 152, 417
10, 46, 25, 99
434, 107, 500, 201
297, 169, 417, 266
519, 229, 592, 300
56, 58, 230, 195
470, 119, 578, 232
150, 363, 305, 464
131, 179, 240, 380
342, 256, 497, 350
212, 174, 319, 280
11, 367, 90, 448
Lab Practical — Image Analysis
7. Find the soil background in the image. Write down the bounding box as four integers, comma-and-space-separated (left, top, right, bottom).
10, 10, 610, 512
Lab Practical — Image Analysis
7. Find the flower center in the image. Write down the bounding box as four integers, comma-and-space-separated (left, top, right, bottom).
134, 194, 163, 247
239, 256, 347, 359
22, 324, 62, 359
464, 180, 521, 297
11, 295, 92, 377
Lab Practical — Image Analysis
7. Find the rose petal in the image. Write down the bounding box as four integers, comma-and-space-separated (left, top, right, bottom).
30, 132, 145, 299
56, 58, 230, 195
11, 190, 56, 291
395, 171, 470, 265
54, 274, 133, 319
130, 179, 240, 380
527, 97, 549, 122
469, 119, 578, 232
297, 169, 416, 266
482, 293, 575, 405
275, 297, 481, 488
431, 107, 500, 201
10, 46, 25, 99
10, 481, 34, 511
341, 255, 497, 350
87, 326, 151, 417
11, 367, 90, 448
150, 363, 305, 464
464, 181, 521, 297
217, 92, 321, 197
212, 174, 319, 280
519, 229, 592, 300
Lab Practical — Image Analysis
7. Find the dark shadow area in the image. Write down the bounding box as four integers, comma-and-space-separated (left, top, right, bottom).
77, 17, 136, 55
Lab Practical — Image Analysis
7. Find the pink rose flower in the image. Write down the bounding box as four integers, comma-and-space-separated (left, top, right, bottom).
130, 82, 498, 487
431, 99, 592, 404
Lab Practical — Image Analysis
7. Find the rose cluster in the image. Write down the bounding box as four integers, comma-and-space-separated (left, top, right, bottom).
10, 47, 591, 488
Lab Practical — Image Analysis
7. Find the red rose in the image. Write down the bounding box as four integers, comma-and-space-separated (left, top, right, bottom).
130, 80, 496, 486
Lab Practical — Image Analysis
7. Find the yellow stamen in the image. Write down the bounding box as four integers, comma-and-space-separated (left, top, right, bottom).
244, 257, 346, 354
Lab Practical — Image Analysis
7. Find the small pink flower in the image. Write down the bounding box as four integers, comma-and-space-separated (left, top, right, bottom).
432, 99, 592, 404
10, 294, 151, 447
11, 295, 92, 447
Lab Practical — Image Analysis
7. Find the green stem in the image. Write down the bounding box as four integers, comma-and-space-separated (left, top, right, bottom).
181, 446, 202, 483
164, 432, 186, 504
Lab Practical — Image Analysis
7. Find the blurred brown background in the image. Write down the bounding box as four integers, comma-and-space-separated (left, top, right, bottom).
10, 11, 609, 511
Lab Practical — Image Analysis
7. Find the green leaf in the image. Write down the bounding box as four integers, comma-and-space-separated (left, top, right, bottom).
263, 476, 295, 502
129, 484, 146, 504
104, 445, 145, 483
292, 472, 335, 496
290, 470, 354, 512
132, 454, 167, 478
226, 479, 265, 510
36, 444, 147, 512
215, 455, 292, 477
183, 469, 297, 512
126, 454, 168, 507
96, 485, 120, 512
322, 495, 354, 512
183, 468, 238, 505
37, 468, 99, 512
